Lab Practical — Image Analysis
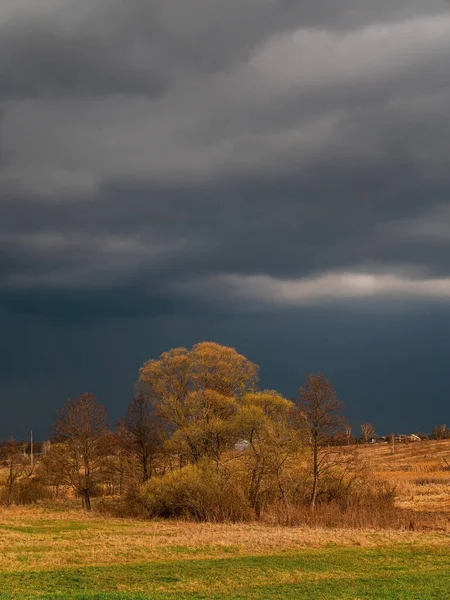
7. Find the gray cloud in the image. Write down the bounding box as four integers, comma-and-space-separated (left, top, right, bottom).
1, 1, 450, 316
3, 0, 446, 102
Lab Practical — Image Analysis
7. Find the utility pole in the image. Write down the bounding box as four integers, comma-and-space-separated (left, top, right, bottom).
390, 432, 395, 455
30, 430, 34, 468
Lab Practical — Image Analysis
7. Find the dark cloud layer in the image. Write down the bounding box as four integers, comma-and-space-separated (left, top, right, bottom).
3, 1, 446, 100
1, 0, 450, 437
2, 308, 450, 439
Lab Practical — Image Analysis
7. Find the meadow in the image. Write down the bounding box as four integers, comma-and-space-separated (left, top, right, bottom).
1, 505, 450, 599
358, 438, 450, 518
1, 440, 450, 599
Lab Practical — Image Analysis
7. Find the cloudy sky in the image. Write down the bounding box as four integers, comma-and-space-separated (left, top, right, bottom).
2, 0, 450, 439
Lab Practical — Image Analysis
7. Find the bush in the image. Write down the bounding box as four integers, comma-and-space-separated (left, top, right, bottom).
96, 451, 417, 531
269, 478, 413, 529
0, 477, 53, 506
414, 477, 444, 486
133, 460, 251, 522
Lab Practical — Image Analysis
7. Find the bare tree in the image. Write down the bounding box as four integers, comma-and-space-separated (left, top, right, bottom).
360, 422, 376, 443
344, 424, 353, 446
54, 393, 109, 510
38, 443, 67, 499
117, 394, 163, 483
297, 373, 348, 509
432, 424, 450, 440
0, 440, 28, 506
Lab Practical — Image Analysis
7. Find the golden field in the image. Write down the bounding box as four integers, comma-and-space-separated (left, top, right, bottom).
1, 505, 449, 574
357, 438, 450, 517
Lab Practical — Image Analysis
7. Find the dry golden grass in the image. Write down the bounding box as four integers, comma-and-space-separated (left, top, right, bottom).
357, 439, 450, 514
1, 504, 449, 573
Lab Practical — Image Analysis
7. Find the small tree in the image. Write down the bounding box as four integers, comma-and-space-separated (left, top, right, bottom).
0, 440, 28, 506
38, 443, 67, 499
118, 394, 163, 483
432, 425, 450, 440
360, 422, 376, 443
344, 424, 353, 446
54, 393, 109, 510
235, 391, 301, 518
297, 373, 347, 509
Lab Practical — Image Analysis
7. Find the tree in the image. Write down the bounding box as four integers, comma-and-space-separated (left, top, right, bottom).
38, 443, 67, 499
235, 391, 301, 517
54, 393, 109, 510
138, 342, 259, 464
344, 424, 353, 446
101, 430, 129, 496
0, 440, 28, 506
432, 424, 450, 440
118, 394, 163, 483
138, 342, 259, 412
297, 373, 347, 509
360, 422, 376, 443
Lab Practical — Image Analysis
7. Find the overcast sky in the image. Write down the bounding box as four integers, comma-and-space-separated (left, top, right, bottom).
2, 0, 450, 439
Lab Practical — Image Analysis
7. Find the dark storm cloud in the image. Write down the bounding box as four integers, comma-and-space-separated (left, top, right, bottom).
2, 0, 450, 436
2, 0, 446, 100
1, 169, 450, 320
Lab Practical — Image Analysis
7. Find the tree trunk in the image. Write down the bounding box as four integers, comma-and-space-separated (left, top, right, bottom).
249, 463, 264, 518
5, 483, 13, 508
310, 474, 318, 509
142, 454, 148, 483
6, 462, 14, 507
82, 489, 91, 510
311, 435, 318, 509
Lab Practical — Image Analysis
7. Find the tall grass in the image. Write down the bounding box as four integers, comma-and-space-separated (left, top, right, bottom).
0, 478, 53, 506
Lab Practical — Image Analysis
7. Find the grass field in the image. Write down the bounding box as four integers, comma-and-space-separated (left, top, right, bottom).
1, 440, 450, 599
357, 438, 450, 516
1, 506, 450, 599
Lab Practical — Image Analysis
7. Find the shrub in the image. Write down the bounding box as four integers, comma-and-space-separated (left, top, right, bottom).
134, 460, 251, 522
0, 477, 53, 506
269, 478, 413, 529
414, 477, 444, 486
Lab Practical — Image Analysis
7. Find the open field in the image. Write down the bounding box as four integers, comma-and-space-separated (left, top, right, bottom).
357, 439, 450, 516
0, 505, 450, 599
1, 440, 450, 599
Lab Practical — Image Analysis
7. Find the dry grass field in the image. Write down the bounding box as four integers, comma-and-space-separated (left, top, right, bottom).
1, 505, 447, 573
1, 439, 450, 599
1, 504, 450, 599
357, 438, 450, 518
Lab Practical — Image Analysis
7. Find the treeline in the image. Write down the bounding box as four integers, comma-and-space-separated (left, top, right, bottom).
0, 343, 408, 526
431, 424, 450, 440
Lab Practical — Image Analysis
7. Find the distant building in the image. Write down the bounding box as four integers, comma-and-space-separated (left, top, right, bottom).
235, 439, 250, 451
363, 434, 421, 444
392, 434, 421, 443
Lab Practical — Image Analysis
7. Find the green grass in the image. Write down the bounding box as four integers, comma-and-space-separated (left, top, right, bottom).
0, 546, 449, 600
1, 505, 449, 599
0, 521, 92, 534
